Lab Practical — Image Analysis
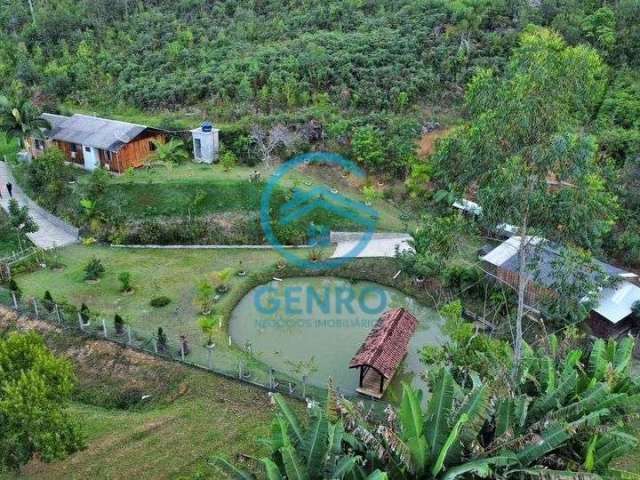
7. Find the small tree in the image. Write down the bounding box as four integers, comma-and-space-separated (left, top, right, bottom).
79, 303, 90, 324
118, 272, 132, 293
113, 314, 125, 335
147, 138, 188, 166
361, 184, 381, 206
195, 280, 214, 314
220, 150, 238, 172
7, 199, 38, 250
0, 332, 84, 470
83, 257, 105, 281
212, 268, 234, 294
156, 327, 168, 352
198, 316, 217, 346
43, 290, 54, 312
250, 124, 298, 169
8, 279, 21, 298
352, 125, 385, 171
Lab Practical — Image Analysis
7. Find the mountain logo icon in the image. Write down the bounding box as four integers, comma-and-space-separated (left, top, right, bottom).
260, 152, 379, 268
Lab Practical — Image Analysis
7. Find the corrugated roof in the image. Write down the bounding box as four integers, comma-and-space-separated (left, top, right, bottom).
43, 113, 149, 151
593, 281, 640, 324
482, 236, 639, 323
349, 308, 418, 378
41, 113, 70, 131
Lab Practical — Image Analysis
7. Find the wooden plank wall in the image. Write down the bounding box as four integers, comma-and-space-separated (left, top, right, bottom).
112, 132, 166, 173
53, 140, 84, 165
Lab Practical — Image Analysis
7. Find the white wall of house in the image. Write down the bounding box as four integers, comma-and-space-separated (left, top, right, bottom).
82, 145, 100, 171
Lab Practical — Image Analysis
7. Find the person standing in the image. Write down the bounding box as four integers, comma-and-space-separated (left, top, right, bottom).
6, 182, 12, 198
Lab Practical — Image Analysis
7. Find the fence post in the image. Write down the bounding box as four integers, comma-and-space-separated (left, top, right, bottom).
302, 375, 307, 399
102, 318, 107, 338
54, 303, 62, 323
238, 361, 243, 380
218, 317, 222, 329
127, 325, 132, 345
153, 339, 158, 354
180, 342, 185, 362
78, 312, 84, 330
11, 292, 17, 309
32, 299, 38, 319
207, 344, 214, 369
228, 335, 232, 346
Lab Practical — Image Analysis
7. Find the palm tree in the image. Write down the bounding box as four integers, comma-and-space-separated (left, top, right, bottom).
145, 138, 189, 167
0, 96, 49, 151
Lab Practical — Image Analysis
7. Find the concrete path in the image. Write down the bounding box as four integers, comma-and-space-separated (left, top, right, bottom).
0, 161, 78, 250
330, 231, 413, 259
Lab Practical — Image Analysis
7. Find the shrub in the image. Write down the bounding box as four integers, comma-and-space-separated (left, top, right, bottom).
220, 150, 238, 172
157, 327, 168, 352
43, 290, 54, 312
83, 257, 105, 281
8, 279, 21, 298
195, 280, 215, 312
212, 268, 234, 294
79, 303, 90, 324
150, 296, 171, 308
118, 272, 132, 292
114, 314, 125, 334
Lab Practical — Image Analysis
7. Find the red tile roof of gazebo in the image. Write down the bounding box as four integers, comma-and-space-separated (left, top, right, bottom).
349, 308, 418, 379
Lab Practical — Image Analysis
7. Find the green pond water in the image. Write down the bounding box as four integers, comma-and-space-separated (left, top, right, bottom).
230, 277, 446, 398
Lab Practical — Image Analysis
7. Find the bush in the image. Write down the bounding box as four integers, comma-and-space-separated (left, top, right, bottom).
220, 150, 238, 172
157, 327, 168, 352
150, 296, 171, 308
114, 314, 125, 334
79, 303, 90, 324
83, 257, 105, 281
43, 290, 54, 312
8, 279, 21, 298
118, 272, 132, 292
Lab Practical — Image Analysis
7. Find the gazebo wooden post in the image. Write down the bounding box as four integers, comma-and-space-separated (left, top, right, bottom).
379, 373, 384, 394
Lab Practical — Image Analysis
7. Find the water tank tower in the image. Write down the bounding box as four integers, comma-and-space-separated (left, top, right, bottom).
191, 121, 219, 164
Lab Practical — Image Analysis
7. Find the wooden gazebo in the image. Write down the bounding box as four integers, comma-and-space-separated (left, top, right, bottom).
349, 308, 418, 399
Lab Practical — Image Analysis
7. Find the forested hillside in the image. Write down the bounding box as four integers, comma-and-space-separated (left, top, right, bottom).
2, 0, 640, 262
1, 0, 637, 116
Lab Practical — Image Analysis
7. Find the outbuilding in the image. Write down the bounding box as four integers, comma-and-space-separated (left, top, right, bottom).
481, 236, 640, 337
349, 308, 418, 399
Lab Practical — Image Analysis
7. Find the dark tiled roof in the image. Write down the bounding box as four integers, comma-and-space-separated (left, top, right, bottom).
349, 308, 418, 378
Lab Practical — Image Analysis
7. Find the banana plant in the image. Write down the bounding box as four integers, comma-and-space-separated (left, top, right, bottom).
212, 392, 387, 479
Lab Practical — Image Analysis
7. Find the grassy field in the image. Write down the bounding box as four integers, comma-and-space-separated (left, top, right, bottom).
15, 245, 305, 377
0, 322, 279, 480
12, 373, 275, 480
106, 161, 411, 232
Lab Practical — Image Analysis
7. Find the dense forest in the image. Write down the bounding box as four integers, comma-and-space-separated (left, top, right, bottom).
1, 0, 640, 263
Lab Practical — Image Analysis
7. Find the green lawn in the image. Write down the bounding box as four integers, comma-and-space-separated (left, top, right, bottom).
1, 369, 276, 480
106, 161, 412, 232
15, 245, 325, 383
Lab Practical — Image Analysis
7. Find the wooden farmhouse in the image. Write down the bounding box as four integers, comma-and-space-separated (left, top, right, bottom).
29, 113, 166, 173
349, 308, 418, 399
481, 236, 640, 337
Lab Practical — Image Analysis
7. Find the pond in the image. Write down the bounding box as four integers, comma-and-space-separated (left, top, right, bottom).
230, 277, 446, 399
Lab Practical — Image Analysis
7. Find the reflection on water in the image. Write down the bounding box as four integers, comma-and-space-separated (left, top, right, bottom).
230, 277, 446, 397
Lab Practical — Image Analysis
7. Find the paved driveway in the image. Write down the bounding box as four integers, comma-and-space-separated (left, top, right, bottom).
330, 231, 413, 258
0, 161, 78, 250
